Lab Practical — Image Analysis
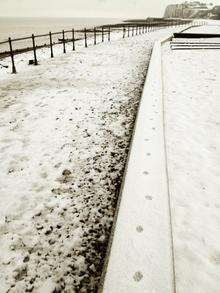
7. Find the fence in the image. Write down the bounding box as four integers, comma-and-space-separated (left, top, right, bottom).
0, 19, 195, 74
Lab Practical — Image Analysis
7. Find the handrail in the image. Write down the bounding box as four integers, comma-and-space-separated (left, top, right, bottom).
0, 19, 196, 74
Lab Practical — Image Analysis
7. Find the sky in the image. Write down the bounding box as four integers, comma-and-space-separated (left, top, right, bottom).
0, 0, 219, 18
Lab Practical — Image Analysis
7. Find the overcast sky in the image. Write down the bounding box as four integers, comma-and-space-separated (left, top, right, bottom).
0, 0, 219, 18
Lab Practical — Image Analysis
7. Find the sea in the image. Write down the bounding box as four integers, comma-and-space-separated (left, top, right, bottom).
0, 17, 123, 53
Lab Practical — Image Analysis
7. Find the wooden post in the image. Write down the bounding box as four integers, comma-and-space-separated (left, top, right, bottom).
94, 27, 96, 45
132, 26, 134, 36
72, 28, 75, 51
8, 37, 16, 74
136, 25, 138, 35
128, 26, 130, 37
32, 34, 38, 65
142, 25, 144, 34
102, 27, 104, 42
62, 30, 66, 53
84, 28, 87, 47
108, 26, 110, 41
123, 26, 126, 38
49, 32, 53, 58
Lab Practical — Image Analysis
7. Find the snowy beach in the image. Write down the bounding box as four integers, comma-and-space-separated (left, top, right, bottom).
1, 21, 220, 293
0, 28, 176, 292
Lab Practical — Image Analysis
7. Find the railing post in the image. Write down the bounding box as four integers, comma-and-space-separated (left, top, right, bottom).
142, 25, 144, 34
123, 25, 126, 38
72, 28, 75, 51
94, 27, 96, 45
136, 25, 138, 35
49, 32, 53, 58
132, 26, 134, 36
32, 34, 38, 65
128, 26, 130, 37
84, 28, 87, 48
108, 26, 110, 42
62, 30, 66, 53
102, 27, 104, 42
8, 37, 16, 74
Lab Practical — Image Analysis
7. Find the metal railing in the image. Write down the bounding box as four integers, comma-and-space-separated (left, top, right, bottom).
0, 19, 194, 74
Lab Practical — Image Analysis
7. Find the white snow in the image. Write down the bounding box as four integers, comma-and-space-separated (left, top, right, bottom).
162, 24, 220, 293
102, 23, 220, 293
0, 27, 179, 292
186, 24, 220, 34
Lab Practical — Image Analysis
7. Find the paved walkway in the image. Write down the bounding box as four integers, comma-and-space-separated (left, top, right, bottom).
102, 24, 220, 293
162, 25, 220, 293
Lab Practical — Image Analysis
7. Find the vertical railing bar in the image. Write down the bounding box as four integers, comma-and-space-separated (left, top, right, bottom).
94, 27, 96, 45
62, 30, 66, 53
72, 28, 75, 51
8, 37, 16, 74
84, 28, 87, 48
32, 34, 38, 65
49, 31, 54, 58
108, 26, 110, 42
102, 27, 104, 42
123, 25, 126, 38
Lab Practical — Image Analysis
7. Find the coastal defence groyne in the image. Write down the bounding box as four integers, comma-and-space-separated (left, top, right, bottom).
0, 18, 193, 74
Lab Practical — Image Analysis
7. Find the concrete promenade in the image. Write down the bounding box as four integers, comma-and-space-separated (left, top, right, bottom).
102, 23, 220, 293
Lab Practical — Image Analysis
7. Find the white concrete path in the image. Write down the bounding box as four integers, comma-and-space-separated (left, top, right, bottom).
102, 39, 175, 293
162, 24, 220, 293
102, 23, 220, 293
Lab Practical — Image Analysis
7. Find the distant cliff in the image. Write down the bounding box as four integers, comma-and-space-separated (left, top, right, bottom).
164, 2, 220, 20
